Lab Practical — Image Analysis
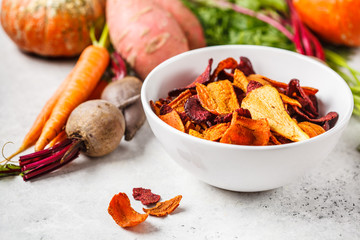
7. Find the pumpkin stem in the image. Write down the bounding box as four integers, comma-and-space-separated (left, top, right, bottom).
90, 24, 109, 48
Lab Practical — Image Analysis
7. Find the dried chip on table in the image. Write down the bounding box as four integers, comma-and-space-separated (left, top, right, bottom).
159, 107, 185, 132
196, 80, 240, 115
133, 188, 161, 205
298, 121, 325, 138
241, 85, 309, 142
108, 192, 149, 228
220, 112, 270, 146
143, 195, 182, 217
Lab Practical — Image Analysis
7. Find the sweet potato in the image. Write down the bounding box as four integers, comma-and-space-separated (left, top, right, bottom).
106, 0, 189, 80
151, 0, 206, 49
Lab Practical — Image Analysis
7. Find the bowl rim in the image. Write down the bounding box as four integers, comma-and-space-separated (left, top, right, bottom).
141, 45, 354, 151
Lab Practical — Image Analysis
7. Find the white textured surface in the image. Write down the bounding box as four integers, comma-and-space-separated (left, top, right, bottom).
1, 16, 360, 240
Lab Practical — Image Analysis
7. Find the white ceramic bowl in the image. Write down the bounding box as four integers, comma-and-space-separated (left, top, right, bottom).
141, 45, 353, 192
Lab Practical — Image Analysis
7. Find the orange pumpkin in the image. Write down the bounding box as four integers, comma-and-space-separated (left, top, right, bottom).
0, 0, 105, 57
293, 0, 360, 47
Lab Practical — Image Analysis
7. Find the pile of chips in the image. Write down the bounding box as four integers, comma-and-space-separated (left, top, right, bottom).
150, 57, 338, 145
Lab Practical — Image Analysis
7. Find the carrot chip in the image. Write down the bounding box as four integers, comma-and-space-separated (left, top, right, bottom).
220, 112, 270, 146
133, 187, 161, 205
108, 192, 149, 228
159, 107, 185, 132
143, 195, 182, 217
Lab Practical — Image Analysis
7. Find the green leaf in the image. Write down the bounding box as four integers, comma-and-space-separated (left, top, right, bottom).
0, 164, 21, 178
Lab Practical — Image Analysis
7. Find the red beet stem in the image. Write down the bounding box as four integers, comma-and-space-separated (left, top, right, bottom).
20, 138, 82, 181
22, 150, 79, 181
111, 52, 127, 81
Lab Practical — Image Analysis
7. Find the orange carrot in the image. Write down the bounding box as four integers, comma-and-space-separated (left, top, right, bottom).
47, 129, 67, 148
35, 44, 110, 151
88, 79, 109, 100
6, 71, 74, 160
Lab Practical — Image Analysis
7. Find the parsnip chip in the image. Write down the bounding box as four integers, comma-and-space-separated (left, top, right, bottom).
220, 112, 270, 146
108, 192, 149, 228
143, 195, 182, 217
241, 85, 309, 142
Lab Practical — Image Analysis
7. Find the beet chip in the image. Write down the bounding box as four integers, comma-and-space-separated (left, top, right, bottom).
184, 95, 214, 124
168, 59, 213, 97
247, 80, 263, 93
143, 195, 182, 217
237, 56, 256, 76
108, 192, 149, 228
286, 78, 318, 117
133, 188, 161, 205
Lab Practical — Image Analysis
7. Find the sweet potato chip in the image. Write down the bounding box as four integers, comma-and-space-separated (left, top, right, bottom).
143, 195, 182, 217
159, 108, 185, 132
108, 192, 149, 228
211, 57, 238, 81
241, 85, 309, 142
220, 112, 270, 145
246, 74, 272, 87
298, 121, 325, 138
207, 80, 240, 113
150, 100, 161, 116
133, 188, 161, 205
168, 89, 192, 113
248, 74, 319, 96
197, 80, 240, 115
189, 129, 204, 139
279, 93, 302, 108
203, 122, 230, 141
232, 69, 249, 93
